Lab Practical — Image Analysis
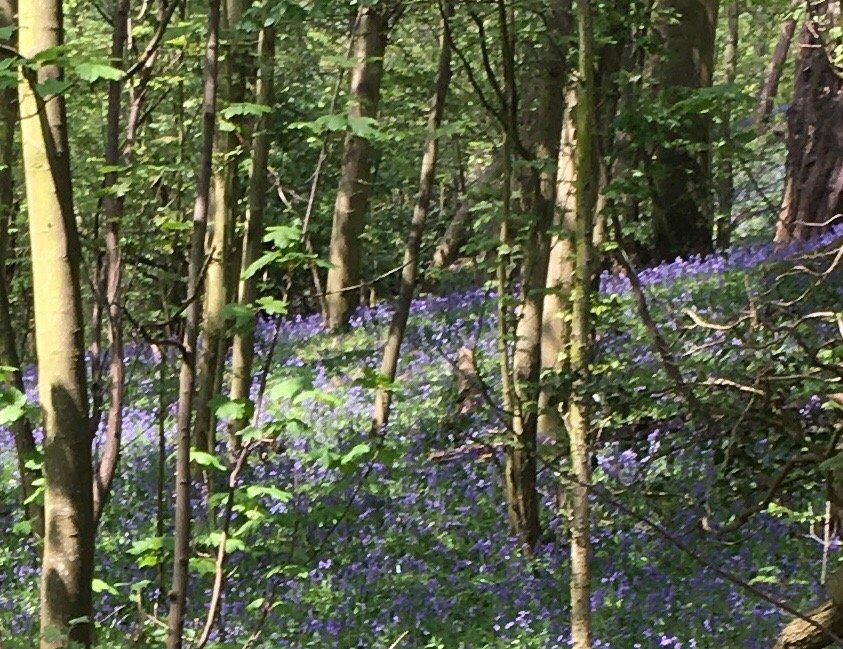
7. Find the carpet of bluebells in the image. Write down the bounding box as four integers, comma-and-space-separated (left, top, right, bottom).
1, 226, 842, 648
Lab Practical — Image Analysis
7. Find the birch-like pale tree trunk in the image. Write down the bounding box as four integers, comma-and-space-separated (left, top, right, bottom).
19, 1, 94, 645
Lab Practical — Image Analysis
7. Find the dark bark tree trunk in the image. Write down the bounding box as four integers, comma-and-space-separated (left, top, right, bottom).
93, 0, 129, 527
229, 21, 276, 448
324, 5, 391, 331
650, 0, 720, 260
776, 1, 843, 243
19, 1, 95, 645
0, 0, 43, 539
372, 0, 453, 430
167, 0, 221, 645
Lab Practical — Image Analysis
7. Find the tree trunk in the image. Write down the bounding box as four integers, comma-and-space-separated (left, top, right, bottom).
229, 21, 276, 448
753, 1, 799, 128
194, 0, 249, 455
18, 1, 95, 646
776, 1, 843, 244
431, 159, 502, 269
537, 92, 576, 440
372, 1, 453, 430
504, 1, 568, 551
650, 0, 719, 260
773, 600, 843, 649
93, 0, 129, 527
715, 0, 739, 249
324, 5, 390, 331
167, 0, 221, 645
0, 0, 43, 539
569, 0, 598, 644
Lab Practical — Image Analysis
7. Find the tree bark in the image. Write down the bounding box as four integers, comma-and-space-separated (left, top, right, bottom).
93, 0, 129, 527
754, 2, 799, 129
504, 0, 568, 551
372, 1, 453, 430
773, 601, 843, 649
194, 0, 250, 455
228, 21, 276, 448
0, 0, 43, 539
324, 4, 390, 331
776, 1, 843, 244
166, 0, 221, 645
569, 0, 598, 644
19, 1, 95, 646
537, 91, 577, 440
650, 0, 720, 260
715, 0, 739, 249
431, 159, 502, 269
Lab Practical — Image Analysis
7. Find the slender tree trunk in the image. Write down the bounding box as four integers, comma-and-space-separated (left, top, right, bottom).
504, 1, 568, 551
19, 2, 94, 646
569, 0, 598, 644
194, 0, 249, 455
715, 0, 739, 249
229, 21, 276, 447
93, 0, 129, 526
753, 2, 799, 129
167, 0, 221, 645
537, 91, 576, 440
650, 0, 720, 260
431, 159, 502, 269
372, 1, 453, 430
0, 0, 43, 539
324, 4, 390, 331
776, 0, 843, 244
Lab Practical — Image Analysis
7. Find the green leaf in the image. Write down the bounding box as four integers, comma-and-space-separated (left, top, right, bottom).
92, 578, 119, 596
35, 79, 71, 97
244, 485, 292, 502
0, 386, 27, 426
221, 102, 272, 119
341, 443, 370, 466
255, 296, 287, 316
190, 449, 226, 472
0, 26, 15, 40
75, 62, 122, 82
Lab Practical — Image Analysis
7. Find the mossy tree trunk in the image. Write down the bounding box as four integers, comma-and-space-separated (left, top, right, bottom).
194, 0, 250, 455
229, 19, 276, 448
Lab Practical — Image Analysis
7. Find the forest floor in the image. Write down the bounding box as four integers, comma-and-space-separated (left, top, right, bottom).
1, 226, 842, 648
